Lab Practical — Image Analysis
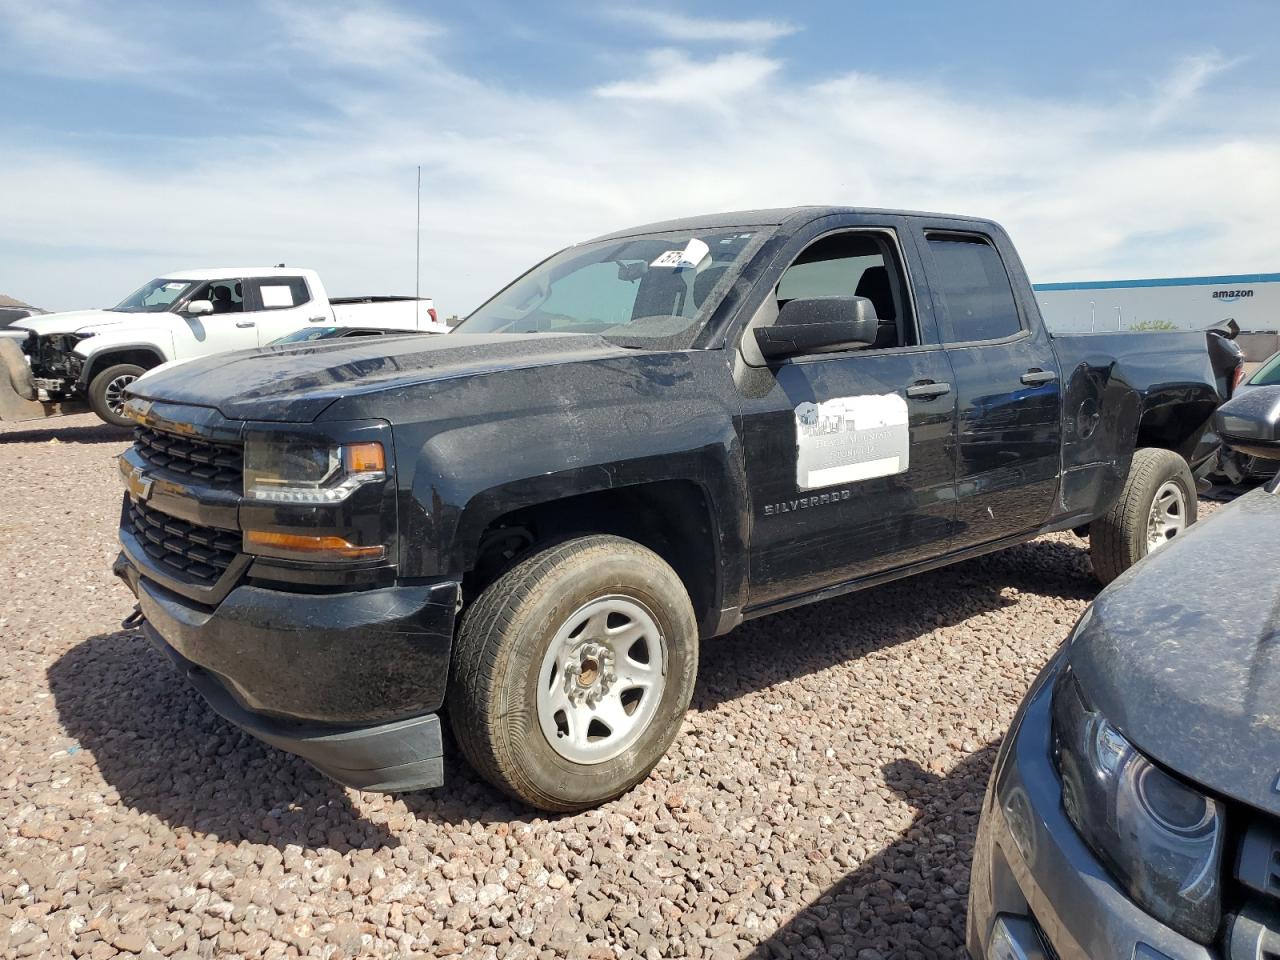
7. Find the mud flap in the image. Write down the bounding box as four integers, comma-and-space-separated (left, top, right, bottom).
0, 338, 85, 422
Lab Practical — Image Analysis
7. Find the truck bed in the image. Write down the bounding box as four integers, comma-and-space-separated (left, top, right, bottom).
330, 296, 448, 334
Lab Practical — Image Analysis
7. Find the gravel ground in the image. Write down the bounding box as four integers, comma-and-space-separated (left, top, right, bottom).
0, 412, 1215, 959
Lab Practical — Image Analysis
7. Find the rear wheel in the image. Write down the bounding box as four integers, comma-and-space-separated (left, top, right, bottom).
1090, 447, 1196, 584
447, 535, 698, 811
88, 363, 145, 427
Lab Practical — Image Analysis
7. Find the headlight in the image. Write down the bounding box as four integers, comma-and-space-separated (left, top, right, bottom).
1051, 669, 1223, 943
244, 436, 386, 503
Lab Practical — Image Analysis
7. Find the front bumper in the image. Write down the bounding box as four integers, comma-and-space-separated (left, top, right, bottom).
114, 551, 459, 792
967, 657, 1216, 960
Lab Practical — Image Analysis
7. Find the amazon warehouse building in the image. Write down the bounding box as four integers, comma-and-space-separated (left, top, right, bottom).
1034, 273, 1280, 363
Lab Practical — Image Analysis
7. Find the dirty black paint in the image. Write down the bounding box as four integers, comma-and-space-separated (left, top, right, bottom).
116, 206, 1238, 767
1067, 486, 1280, 817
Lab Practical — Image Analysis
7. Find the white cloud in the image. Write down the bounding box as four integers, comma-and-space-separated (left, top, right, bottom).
0, 5, 1275, 318
0, 0, 186, 79
1148, 51, 1240, 126
611, 10, 798, 44
595, 49, 780, 103
265, 0, 443, 70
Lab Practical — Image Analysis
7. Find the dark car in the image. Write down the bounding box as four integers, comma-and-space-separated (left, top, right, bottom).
0, 304, 43, 330
115, 206, 1239, 811
968, 451, 1280, 956
269, 325, 426, 344
1217, 351, 1280, 482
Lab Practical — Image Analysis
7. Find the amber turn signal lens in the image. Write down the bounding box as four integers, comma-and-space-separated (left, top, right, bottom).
343, 442, 385, 474
244, 530, 386, 561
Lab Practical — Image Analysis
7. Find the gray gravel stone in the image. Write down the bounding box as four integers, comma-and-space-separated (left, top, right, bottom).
1, 413, 1218, 958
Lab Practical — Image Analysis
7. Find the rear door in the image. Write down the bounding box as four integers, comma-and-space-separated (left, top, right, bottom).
736, 217, 959, 608
243, 276, 324, 344
916, 223, 1062, 549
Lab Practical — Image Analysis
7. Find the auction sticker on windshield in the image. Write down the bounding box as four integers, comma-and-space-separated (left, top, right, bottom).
794, 394, 910, 490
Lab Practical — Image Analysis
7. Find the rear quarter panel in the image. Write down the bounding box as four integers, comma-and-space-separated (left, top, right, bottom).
1049, 330, 1219, 525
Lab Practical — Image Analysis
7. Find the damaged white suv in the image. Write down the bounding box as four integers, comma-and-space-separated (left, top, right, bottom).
1, 267, 445, 427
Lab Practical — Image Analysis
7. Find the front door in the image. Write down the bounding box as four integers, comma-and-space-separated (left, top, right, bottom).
175, 279, 257, 358
737, 222, 958, 608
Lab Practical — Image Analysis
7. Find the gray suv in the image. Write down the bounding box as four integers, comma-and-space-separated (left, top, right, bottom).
968, 460, 1280, 958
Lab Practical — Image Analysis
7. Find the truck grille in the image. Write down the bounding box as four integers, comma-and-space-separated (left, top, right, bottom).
133, 425, 243, 490
125, 499, 240, 587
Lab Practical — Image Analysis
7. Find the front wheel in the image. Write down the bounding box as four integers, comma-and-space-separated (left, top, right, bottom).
87, 363, 145, 427
447, 535, 698, 811
1089, 447, 1197, 585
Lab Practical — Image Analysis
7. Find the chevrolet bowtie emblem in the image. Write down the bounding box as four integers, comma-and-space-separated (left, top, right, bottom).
118, 456, 154, 502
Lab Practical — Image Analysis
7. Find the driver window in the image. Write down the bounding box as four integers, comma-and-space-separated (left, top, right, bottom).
192, 280, 244, 315
776, 232, 915, 350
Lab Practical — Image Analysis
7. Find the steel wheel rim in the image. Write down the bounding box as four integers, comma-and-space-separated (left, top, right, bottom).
1146, 480, 1187, 552
104, 374, 137, 415
536, 594, 667, 765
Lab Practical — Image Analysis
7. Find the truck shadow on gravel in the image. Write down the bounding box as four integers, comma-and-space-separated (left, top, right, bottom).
747, 745, 999, 960
47, 629, 400, 854
48, 536, 1090, 854
695, 536, 1095, 711
0, 423, 130, 444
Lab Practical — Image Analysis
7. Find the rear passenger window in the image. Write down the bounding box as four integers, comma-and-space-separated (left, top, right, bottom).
926, 235, 1022, 343
252, 277, 311, 310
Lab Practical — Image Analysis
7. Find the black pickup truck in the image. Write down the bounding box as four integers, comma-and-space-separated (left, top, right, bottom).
114, 207, 1237, 811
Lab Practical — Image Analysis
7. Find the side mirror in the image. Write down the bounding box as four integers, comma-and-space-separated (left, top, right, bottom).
185, 299, 214, 316
754, 296, 880, 359
1214, 385, 1280, 461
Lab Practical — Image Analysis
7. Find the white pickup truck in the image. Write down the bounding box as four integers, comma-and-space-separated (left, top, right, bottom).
0, 267, 447, 426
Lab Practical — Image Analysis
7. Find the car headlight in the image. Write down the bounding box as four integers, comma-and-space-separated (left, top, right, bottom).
1051, 669, 1224, 943
243, 436, 386, 503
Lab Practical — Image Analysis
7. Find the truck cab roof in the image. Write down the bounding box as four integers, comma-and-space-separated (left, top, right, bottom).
163, 267, 319, 281
587, 205, 1001, 242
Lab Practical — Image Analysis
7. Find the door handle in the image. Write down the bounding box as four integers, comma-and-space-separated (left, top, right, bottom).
1020, 368, 1057, 385
308, 316, 328, 323
906, 381, 952, 400
235, 321, 256, 328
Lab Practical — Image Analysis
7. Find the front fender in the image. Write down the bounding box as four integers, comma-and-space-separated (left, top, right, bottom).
73, 335, 174, 385
390, 365, 749, 614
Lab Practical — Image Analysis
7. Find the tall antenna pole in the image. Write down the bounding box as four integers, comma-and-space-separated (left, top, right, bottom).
415, 165, 422, 316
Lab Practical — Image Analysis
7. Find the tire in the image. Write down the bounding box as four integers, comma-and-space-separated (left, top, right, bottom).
1090, 447, 1197, 585
88, 363, 145, 427
447, 535, 698, 811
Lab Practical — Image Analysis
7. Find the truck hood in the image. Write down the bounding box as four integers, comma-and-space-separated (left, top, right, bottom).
127, 332, 651, 421
1066, 486, 1280, 816
15, 309, 139, 336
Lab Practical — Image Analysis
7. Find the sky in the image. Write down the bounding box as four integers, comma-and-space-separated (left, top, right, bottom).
2, 0, 1279, 315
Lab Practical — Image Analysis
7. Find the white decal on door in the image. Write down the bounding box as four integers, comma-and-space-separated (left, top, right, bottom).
794, 393, 910, 490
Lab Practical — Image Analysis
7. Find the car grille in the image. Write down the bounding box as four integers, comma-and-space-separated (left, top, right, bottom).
1229, 813, 1280, 956
133, 425, 243, 490
125, 498, 240, 587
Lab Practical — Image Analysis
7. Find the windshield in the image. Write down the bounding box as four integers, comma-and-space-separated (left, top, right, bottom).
110, 278, 198, 313
1249, 351, 1280, 387
453, 229, 763, 348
